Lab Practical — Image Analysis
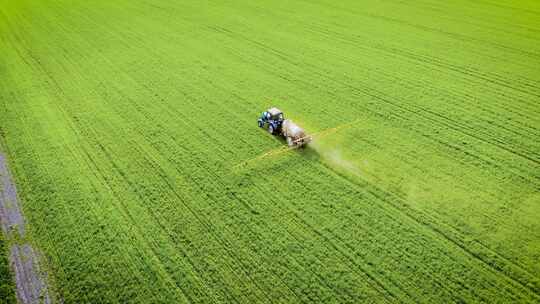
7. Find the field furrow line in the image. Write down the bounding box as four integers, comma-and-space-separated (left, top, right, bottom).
302, 23, 540, 116
398, 0, 540, 42
240, 178, 395, 302
228, 46, 540, 182
206, 25, 540, 166
247, 156, 508, 302
321, 162, 540, 298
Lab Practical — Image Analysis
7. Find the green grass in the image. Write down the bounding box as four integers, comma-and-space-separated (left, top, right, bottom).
0, 233, 16, 304
1, 0, 539, 302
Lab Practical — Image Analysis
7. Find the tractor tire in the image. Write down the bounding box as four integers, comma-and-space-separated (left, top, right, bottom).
258, 120, 264, 128
268, 125, 275, 135
286, 137, 294, 147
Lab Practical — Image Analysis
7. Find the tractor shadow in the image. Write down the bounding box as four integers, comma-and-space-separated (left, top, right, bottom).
267, 136, 324, 168
232, 125, 325, 173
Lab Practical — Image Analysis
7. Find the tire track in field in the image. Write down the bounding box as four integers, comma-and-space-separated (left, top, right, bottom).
310, 96, 540, 284
296, 157, 536, 302
305, 0, 540, 61
84, 141, 198, 303
375, 13, 540, 60
296, 0, 540, 84
372, 135, 537, 234
69, 27, 290, 303
468, 0, 540, 16
73, 86, 255, 303
314, 159, 540, 299
290, 165, 507, 302
346, 86, 539, 183
36, 8, 277, 302
328, 75, 540, 168
315, 30, 540, 123
91, 73, 301, 302
334, 128, 536, 236
79, 151, 189, 302
52, 73, 229, 302
247, 156, 513, 302
435, 0, 540, 20
239, 173, 397, 302
311, 61, 540, 176
129, 142, 281, 304
400, 0, 540, 40
395, 0, 540, 42
352, 130, 540, 275
370, 43, 540, 103
301, 21, 540, 116
286, 2, 540, 99
297, 32, 540, 148
240, 157, 457, 301
229, 166, 399, 302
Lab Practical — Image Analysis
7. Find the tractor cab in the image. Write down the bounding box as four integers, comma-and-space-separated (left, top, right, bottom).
266, 107, 284, 121
258, 107, 284, 135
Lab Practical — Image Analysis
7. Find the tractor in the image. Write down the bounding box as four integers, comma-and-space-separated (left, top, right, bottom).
258, 107, 284, 135
258, 107, 311, 147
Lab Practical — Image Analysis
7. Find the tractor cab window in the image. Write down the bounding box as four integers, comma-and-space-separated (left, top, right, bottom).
271, 113, 283, 121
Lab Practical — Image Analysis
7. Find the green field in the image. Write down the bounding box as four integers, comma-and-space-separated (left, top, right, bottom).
1, 0, 540, 302
0, 233, 16, 304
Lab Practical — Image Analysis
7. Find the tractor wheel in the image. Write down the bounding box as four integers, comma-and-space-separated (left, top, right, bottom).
258, 120, 264, 128
268, 125, 275, 135
286, 137, 294, 147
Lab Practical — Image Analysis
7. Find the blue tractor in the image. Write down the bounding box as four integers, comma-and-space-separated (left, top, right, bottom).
258, 107, 284, 135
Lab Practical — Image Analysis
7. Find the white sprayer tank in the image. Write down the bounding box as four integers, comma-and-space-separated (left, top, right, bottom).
281, 119, 311, 147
